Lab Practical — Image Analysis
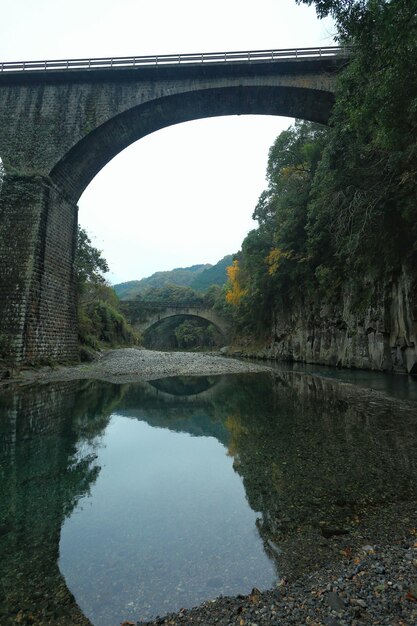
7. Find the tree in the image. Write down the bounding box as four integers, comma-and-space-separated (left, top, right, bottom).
218, 1, 417, 341
298, 0, 417, 279
74, 227, 136, 354
225, 121, 328, 332
75, 227, 109, 291
225, 259, 247, 306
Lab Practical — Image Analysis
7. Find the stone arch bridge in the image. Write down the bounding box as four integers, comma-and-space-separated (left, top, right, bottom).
120, 300, 230, 341
0, 46, 349, 365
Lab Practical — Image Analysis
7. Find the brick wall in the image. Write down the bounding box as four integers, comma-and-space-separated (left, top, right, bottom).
0, 174, 78, 365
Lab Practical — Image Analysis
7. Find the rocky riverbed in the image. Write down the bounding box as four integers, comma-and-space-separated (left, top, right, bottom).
3, 347, 272, 386
139, 525, 417, 625
138, 497, 417, 625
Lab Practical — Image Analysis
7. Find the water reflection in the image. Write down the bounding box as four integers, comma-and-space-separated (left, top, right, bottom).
0, 372, 416, 625
0, 380, 119, 625
148, 374, 220, 396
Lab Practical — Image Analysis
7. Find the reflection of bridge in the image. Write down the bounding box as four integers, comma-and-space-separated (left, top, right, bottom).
120, 300, 230, 339
0, 46, 349, 366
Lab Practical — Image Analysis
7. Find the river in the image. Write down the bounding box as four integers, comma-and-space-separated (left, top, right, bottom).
0, 368, 416, 625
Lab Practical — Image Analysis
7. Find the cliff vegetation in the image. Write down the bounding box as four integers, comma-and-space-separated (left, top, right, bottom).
76, 227, 137, 360
221, 0, 417, 372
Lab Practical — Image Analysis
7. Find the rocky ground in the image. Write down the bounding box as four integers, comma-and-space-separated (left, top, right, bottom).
137, 541, 417, 626
138, 500, 417, 626
2, 347, 272, 387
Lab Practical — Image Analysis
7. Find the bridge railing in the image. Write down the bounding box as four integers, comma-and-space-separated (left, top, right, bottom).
124, 300, 206, 310
0, 46, 348, 73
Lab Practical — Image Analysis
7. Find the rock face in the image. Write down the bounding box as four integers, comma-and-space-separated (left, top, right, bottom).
263, 268, 417, 374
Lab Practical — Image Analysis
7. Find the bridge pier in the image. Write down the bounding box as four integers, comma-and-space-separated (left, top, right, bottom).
0, 173, 78, 365
0, 48, 343, 366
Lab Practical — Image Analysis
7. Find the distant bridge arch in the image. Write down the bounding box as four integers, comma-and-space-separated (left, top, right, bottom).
121, 301, 230, 342
0, 47, 349, 364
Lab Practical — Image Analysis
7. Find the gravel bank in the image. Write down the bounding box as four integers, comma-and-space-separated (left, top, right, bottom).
140, 508, 417, 626
11, 347, 272, 385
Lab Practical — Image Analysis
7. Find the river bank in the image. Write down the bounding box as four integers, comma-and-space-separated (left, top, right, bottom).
141, 518, 417, 625
0, 347, 272, 387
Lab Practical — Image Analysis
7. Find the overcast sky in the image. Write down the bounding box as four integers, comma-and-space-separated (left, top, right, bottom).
1, 0, 334, 284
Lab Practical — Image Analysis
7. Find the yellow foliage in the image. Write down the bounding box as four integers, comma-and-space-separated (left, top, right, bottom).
266, 247, 293, 276
225, 413, 248, 457
225, 259, 247, 305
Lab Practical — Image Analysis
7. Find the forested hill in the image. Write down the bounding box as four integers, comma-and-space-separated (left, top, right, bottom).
113, 256, 232, 300
190, 255, 233, 292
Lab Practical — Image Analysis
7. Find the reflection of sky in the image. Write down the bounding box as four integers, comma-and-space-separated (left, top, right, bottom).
60, 415, 276, 626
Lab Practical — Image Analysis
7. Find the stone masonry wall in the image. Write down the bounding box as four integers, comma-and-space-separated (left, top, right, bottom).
23, 182, 79, 363
0, 174, 78, 366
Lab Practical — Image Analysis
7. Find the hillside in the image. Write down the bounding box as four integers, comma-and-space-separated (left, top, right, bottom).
190, 255, 233, 292
114, 256, 233, 300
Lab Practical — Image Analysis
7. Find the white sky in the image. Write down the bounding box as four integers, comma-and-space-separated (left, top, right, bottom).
1, 0, 334, 284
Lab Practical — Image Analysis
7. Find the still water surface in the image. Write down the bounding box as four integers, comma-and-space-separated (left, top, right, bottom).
60, 416, 275, 624
0, 370, 416, 625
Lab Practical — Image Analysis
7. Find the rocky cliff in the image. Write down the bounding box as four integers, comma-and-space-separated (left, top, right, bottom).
257, 267, 417, 375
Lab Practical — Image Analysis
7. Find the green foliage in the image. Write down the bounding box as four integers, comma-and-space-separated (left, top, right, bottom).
302, 0, 417, 277
114, 257, 233, 300
75, 227, 109, 290
226, 120, 327, 332
75, 227, 137, 354
77, 282, 137, 353
203, 284, 224, 308
174, 319, 219, 349
138, 283, 205, 306
143, 316, 222, 350
221, 0, 417, 335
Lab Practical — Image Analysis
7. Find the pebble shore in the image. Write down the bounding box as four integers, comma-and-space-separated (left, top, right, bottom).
140, 532, 417, 625
13, 347, 272, 385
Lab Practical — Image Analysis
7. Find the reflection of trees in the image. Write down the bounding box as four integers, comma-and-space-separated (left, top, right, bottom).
118, 371, 417, 581
0, 380, 123, 625
222, 373, 417, 578
1, 371, 416, 621
117, 377, 231, 444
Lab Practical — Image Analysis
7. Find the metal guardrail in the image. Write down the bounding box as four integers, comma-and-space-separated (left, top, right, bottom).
0, 46, 347, 73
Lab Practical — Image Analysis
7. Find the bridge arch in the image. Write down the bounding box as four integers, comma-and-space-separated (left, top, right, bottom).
142, 314, 225, 351
0, 49, 346, 364
124, 304, 230, 346
51, 84, 334, 203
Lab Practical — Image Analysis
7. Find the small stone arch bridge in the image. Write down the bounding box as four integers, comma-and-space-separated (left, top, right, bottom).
121, 300, 230, 341
0, 46, 349, 365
